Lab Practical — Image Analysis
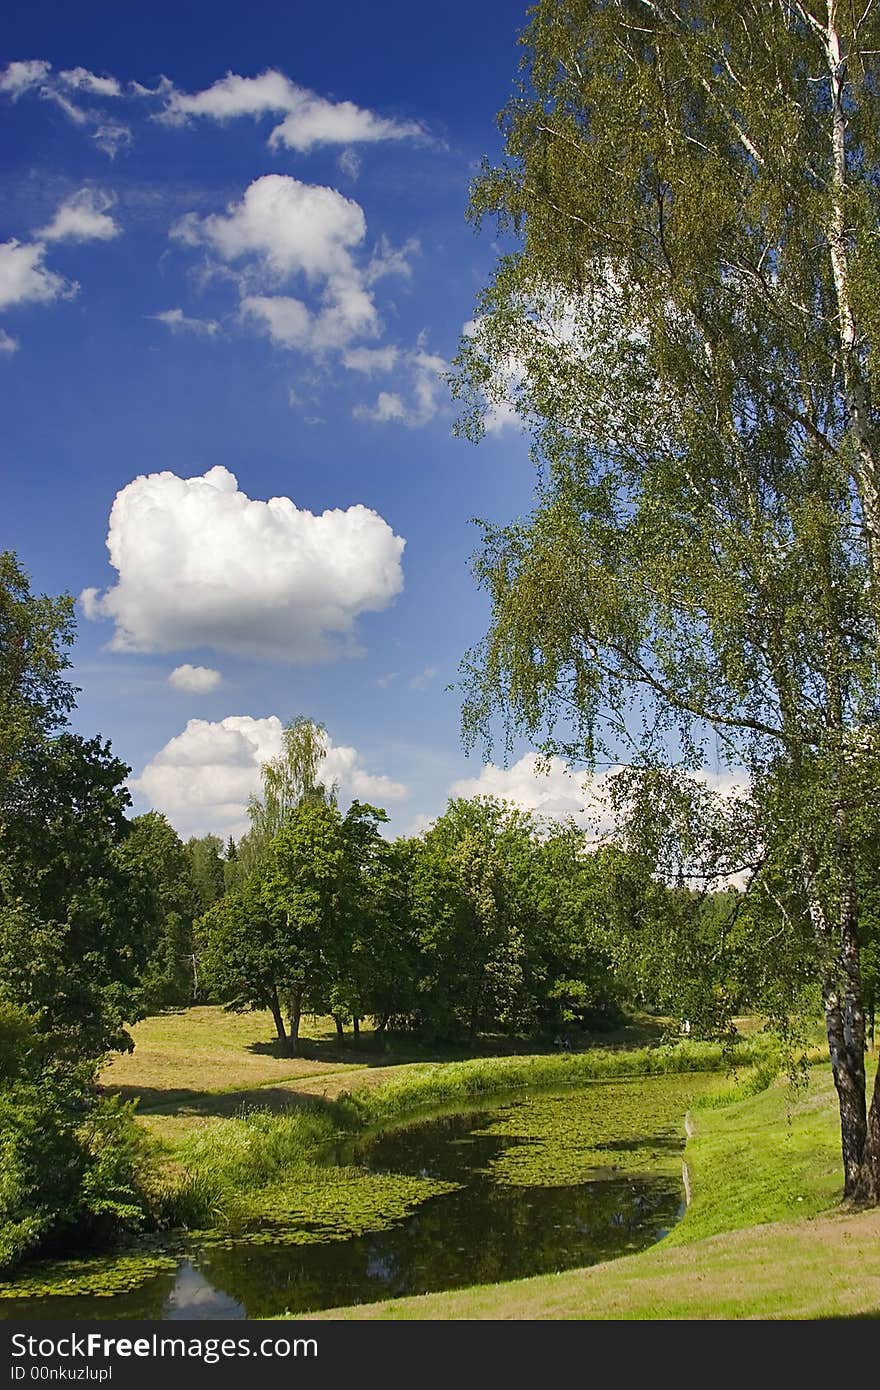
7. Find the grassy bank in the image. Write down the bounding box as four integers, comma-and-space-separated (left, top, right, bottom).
301, 1059, 880, 1320
105, 1007, 770, 1249
103, 1006, 746, 1141
158, 1038, 758, 1233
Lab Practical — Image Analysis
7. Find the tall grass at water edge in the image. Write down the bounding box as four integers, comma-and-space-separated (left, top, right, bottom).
162, 1038, 769, 1230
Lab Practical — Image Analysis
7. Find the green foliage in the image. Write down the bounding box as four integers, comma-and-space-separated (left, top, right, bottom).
0, 1251, 178, 1302
0, 555, 162, 1271
409, 797, 624, 1039
0, 1011, 154, 1272
161, 1036, 757, 1241
333, 1037, 761, 1133
0, 551, 77, 791
198, 876, 283, 1019
239, 717, 333, 875
0, 733, 150, 1058
186, 834, 226, 916
200, 799, 389, 1050
122, 812, 196, 1010
358, 836, 424, 1028
451, 0, 880, 1194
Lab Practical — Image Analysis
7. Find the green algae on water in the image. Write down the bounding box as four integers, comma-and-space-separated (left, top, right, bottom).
195, 1166, 459, 1249
0, 1250, 178, 1301
476, 1073, 717, 1188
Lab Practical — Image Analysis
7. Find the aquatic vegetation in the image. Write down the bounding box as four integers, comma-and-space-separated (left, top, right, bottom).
0, 1040, 772, 1314
0, 1250, 178, 1300
332, 1038, 763, 1136
195, 1169, 459, 1249
158, 1104, 458, 1249
475, 1074, 717, 1188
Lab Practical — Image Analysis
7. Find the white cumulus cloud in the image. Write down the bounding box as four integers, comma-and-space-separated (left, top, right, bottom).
132, 714, 406, 838
158, 68, 427, 152
173, 174, 365, 279
450, 753, 614, 832
38, 189, 120, 243
173, 174, 384, 355
241, 286, 376, 353
80, 464, 405, 662
0, 239, 76, 310
168, 664, 223, 693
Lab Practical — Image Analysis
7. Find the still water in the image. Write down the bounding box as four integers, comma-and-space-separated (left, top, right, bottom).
0, 1076, 699, 1319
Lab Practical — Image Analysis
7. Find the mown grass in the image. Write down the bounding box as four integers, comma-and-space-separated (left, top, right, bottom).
103, 1007, 372, 1102
95, 1006, 876, 1319
302, 1207, 880, 1320
667, 1059, 846, 1242
104, 1005, 687, 1105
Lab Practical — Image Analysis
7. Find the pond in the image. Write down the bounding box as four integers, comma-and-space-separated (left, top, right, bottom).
0, 1072, 711, 1319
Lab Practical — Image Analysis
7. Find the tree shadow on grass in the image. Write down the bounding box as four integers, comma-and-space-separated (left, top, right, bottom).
109, 1015, 676, 1124
244, 1015, 672, 1067
111, 1082, 336, 1120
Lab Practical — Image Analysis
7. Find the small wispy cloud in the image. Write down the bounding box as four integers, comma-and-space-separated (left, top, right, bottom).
168, 664, 223, 693
38, 189, 120, 243
410, 666, 437, 691
148, 307, 220, 336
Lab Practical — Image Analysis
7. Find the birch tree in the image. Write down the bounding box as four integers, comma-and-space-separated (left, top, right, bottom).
454, 0, 880, 1199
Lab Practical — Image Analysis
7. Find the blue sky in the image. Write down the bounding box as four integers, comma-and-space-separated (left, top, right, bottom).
3, 0, 600, 842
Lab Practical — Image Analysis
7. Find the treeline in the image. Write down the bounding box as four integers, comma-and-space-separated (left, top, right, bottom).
162, 797, 635, 1051
132, 721, 749, 1053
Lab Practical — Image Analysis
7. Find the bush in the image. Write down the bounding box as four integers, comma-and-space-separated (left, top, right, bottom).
0, 1007, 155, 1273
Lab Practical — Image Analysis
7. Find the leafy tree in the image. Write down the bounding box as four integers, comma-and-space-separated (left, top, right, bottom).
186, 833, 226, 915
0, 733, 152, 1058
410, 798, 620, 1039
201, 799, 385, 1054
122, 813, 196, 1009
536, 834, 633, 1031
322, 802, 390, 1039
223, 835, 241, 893
358, 837, 424, 1034
0, 1005, 152, 1272
0, 556, 158, 1270
198, 876, 294, 1048
239, 717, 333, 875
453, 0, 880, 1200
0, 551, 77, 791
258, 799, 384, 1049
411, 799, 524, 1038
